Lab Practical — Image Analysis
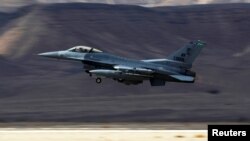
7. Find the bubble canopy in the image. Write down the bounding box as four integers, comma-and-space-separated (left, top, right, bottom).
67, 46, 103, 53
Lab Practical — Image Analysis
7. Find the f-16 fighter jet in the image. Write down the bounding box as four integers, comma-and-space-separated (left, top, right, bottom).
38, 40, 206, 86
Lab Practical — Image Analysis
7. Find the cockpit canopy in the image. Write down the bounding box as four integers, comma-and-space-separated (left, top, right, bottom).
67, 46, 103, 53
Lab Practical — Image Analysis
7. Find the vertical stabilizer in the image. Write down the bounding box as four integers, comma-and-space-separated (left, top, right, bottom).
167, 40, 206, 65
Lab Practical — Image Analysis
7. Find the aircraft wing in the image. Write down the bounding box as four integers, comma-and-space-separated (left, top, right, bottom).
142, 59, 192, 69
113, 65, 195, 82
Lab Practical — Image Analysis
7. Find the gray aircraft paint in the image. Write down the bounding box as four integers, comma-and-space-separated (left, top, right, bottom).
38, 40, 206, 86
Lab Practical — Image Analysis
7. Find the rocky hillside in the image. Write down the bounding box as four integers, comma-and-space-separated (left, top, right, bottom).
0, 3, 249, 122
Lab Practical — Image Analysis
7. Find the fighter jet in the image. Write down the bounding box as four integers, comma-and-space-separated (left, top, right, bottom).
38, 40, 206, 86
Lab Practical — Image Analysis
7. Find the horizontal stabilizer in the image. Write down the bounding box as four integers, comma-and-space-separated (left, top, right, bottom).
170, 75, 194, 82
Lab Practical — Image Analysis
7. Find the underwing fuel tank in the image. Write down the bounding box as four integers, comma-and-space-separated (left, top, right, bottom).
89, 69, 122, 77
89, 69, 150, 80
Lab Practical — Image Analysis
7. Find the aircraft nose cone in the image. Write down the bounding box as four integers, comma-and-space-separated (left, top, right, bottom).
38, 51, 59, 58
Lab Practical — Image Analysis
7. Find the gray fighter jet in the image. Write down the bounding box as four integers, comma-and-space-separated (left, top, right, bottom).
38, 40, 206, 86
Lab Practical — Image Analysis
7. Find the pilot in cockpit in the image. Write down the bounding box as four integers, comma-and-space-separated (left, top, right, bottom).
68, 46, 102, 53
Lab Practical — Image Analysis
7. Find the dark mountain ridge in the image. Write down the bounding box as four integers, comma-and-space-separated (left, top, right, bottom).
0, 3, 249, 123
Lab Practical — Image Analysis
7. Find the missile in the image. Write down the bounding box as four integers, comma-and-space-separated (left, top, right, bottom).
114, 65, 153, 74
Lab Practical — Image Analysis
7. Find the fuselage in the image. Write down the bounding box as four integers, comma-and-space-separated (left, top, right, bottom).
54, 51, 191, 81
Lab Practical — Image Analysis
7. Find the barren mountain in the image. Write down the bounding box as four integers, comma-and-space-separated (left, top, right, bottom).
0, 3, 249, 123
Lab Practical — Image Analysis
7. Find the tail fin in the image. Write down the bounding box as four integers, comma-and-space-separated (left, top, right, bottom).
167, 40, 206, 65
